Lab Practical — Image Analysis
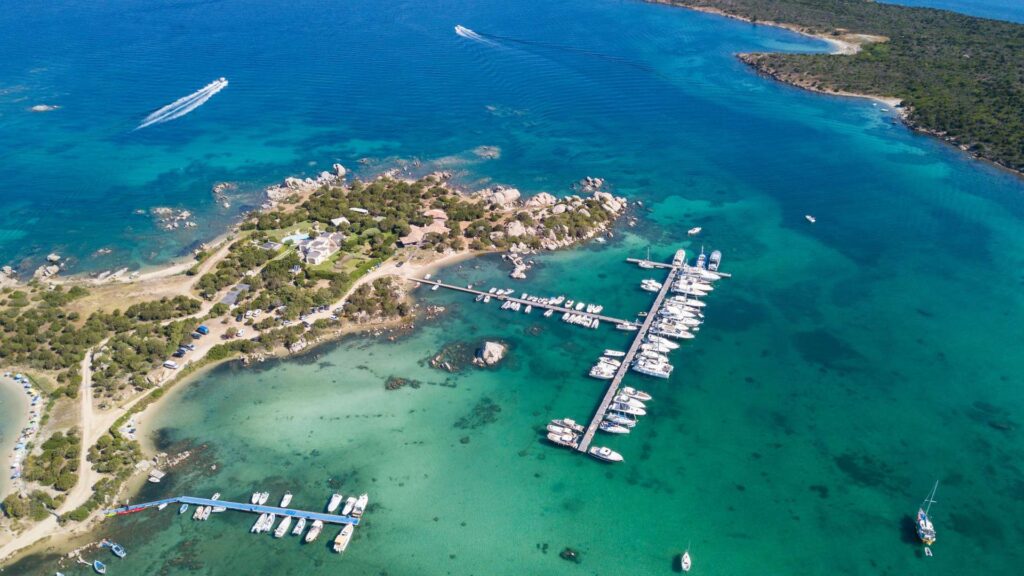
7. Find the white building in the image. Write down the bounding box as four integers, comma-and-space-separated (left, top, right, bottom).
299, 232, 346, 265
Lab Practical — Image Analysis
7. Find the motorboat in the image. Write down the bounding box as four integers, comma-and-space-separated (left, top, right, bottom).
327, 493, 344, 513
672, 249, 687, 267
547, 423, 575, 435
613, 394, 646, 409
305, 520, 324, 543
604, 412, 637, 427
274, 516, 292, 538
547, 432, 578, 448
179, 504, 189, 514
551, 418, 584, 433
342, 496, 357, 516
687, 227, 701, 236
352, 493, 369, 517
292, 517, 307, 536
610, 402, 646, 416
257, 492, 269, 505
93, 560, 107, 574
646, 335, 679, 349
250, 492, 260, 505
251, 513, 269, 533
599, 421, 630, 434
332, 524, 355, 553
620, 387, 652, 401
805, 214, 816, 223
603, 349, 626, 358
681, 550, 692, 572
588, 446, 624, 462
280, 492, 293, 508
708, 250, 722, 272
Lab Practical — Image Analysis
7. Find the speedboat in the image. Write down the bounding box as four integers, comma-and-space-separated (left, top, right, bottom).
547, 432, 578, 448
603, 349, 626, 358
280, 492, 293, 508
327, 493, 343, 513
620, 387, 652, 401
332, 525, 355, 553
292, 517, 307, 536
681, 550, 692, 572
708, 250, 722, 272
179, 504, 189, 514
646, 335, 679, 349
588, 446, 623, 462
805, 214, 816, 223
610, 402, 646, 416
599, 421, 630, 434
687, 227, 701, 236
616, 323, 639, 331
352, 493, 369, 517
250, 492, 260, 505
251, 513, 269, 533
672, 249, 687, 267
157, 502, 168, 510
93, 560, 107, 574
547, 423, 575, 435
604, 413, 637, 428
612, 394, 646, 409
257, 492, 269, 505
305, 519, 324, 543
342, 496, 357, 516
274, 516, 292, 538
551, 418, 584, 433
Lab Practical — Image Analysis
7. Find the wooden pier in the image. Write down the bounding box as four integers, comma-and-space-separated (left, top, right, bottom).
409, 278, 636, 326
104, 495, 361, 525
575, 266, 678, 452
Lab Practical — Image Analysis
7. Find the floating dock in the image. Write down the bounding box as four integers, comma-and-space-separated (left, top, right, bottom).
105, 495, 361, 526
576, 266, 677, 452
408, 279, 634, 326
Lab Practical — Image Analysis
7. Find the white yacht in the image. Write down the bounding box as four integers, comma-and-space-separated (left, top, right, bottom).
305, 520, 324, 543
292, 517, 307, 536
632, 359, 673, 378
327, 493, 343, 513
547, 432, 579, 448
616, 323, 639, 331
589, 363, 616, 380
647, 335, 680, 349
332, 525, 354, 553
250, 492, 260, 505
552, 418, 584, 433
352, 493, 369, 517
599, 421, 630, 434
257, 492, 269, 505
342, 496, 357, 516
251, 513, 269, 533
274, 516, 292, 538
681, 550, 692, 572
805, 214, 816, 223
280, 492, 293, 508
588, 446, 624, 462
620, 387, 652, 401
673, 249, 687, 267
604, 412, 637, 427
610, 402, 647, 416
547, 423, 576, 435
687, 227, 702, 236
613, 394, 646, 409
543, 309, 554, 317
524, 305, 532, 314
708, 250, 722, 271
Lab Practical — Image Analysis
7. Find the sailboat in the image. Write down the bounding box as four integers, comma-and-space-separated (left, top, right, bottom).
680, 542, 692, 572
916, 480, 939, 547
639, 246, 655, 268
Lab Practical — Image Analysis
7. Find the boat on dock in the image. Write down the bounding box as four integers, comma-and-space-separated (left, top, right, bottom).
292, 516, 307, 536
280, 492, 292, 507
251, 513, 269, 533
588, 446, 623, 462
93, 560, 107, 574
342, 496, 357, 516
257, 491, 269, 505
179, 504, 189, 514
352, 493, 369, 518
708, 250, 721, 272
543, 309, 554, 317
616, 323, 639, 331
673, 249, 687, 267
551, 418, 585, 433
613, 394, 646, 409
333, 524, 355, 553
274, 516, 292, 538
604, 412, 637, 428
548, 423, 576, 435
589, 362, 616, 380
620, 387, 652, 401
327, 493, 343, 512
305, 520, 324, 543
610, 402, 646, 416
250, 492, 260, 505
547, 432, 579, 448
603, 349, 626, 357
599, 421, 630, 434
917, 481, 939, 546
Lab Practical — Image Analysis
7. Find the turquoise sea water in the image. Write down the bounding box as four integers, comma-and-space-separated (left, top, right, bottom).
5, 0, 1024, 574
882, 0, 1024, 23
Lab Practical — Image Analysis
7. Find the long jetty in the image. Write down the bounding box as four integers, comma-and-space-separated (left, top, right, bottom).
104, 495, 361, 526
575, 266, 677, 452
408, 278, 635, 326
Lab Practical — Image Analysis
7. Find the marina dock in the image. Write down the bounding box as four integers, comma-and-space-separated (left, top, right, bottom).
105, 495, 361, 526
575, 267, 677, 452
408, 278, 635, 326
417, 248, 728, 462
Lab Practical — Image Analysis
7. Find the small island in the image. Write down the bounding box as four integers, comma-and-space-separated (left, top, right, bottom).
0, 168, 627, 560
658, 0, 1024, 174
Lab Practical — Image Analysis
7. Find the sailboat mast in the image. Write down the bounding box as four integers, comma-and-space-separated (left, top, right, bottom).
924, 480, 939, 513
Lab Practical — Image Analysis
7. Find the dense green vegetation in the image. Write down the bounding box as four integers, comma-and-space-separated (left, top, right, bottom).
66, 432, 142, 522
124, 295, 202, 321
2, 490, 57, 521
670, 0, 1024, 171
21, 430, 80, 492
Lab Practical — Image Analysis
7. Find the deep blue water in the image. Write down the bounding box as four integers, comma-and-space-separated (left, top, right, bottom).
882, 0, 1024, 23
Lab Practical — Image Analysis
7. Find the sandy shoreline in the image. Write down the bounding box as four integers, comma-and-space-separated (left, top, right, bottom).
0, 375, 33, 498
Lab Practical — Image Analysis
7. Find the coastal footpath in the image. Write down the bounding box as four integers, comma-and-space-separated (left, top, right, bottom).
655, 0, 1024, 175
0, 168, 628, 562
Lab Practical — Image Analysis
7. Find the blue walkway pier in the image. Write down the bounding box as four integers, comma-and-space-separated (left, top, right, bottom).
104, 495, 361, 526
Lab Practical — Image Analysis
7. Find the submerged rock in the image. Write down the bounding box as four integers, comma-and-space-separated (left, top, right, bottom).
473, 341, 507, 367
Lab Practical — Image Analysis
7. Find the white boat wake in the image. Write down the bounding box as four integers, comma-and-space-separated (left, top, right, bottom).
136, 77, 228, 130
454, 25, 497, 46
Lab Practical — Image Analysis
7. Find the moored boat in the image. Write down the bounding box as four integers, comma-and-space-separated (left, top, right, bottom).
332, 524, 355, 553
280, 492, 293, 508
551, 418, 584, 433
327, 493, 343, 512
342, 496, 357, 516
93, 560, 107, 574
274, 516, 292, 538
292, 516, 307, 536
547, 432, 578, 448
257, 491, 269, 505
620, 386, 652, 401
352, 493, 369, 517
599, 421, 630, 434
603, 349, 626, 358
178, 504, 189, 514
304, 519, 324, 543
588, 446, 623, 462
250, 492, 260, 505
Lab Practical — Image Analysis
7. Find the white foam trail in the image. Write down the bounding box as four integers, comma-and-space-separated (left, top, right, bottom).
136, 78, 228, 130
454, 25, 497, 46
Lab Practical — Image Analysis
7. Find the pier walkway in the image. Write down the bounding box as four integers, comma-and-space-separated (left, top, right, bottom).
104, 495, 361, 526
576, 266, 677, 452
409, 278, 635, 326
626, 258, 732, 278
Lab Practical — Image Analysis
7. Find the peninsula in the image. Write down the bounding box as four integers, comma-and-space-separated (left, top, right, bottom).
657, 0, 1024, 174
0, 168, 628, 561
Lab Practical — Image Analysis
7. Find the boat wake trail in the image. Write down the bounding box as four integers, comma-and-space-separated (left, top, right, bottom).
136, 77, 228, 130
454, 25, 498, 46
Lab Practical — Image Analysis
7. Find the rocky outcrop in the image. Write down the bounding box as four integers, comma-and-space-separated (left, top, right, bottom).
265, 168, 347, 207
473, 341, 507, 367
475, 185, 521, 207
525, 192, 557, 208
505, 220, 527, 238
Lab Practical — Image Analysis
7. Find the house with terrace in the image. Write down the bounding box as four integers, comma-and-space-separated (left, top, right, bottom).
298, 231, 346, 265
